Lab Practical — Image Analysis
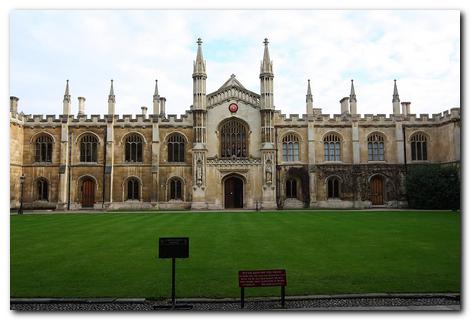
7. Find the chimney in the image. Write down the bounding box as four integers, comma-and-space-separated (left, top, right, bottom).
78, 97, 86, 115
10, 96, 19, 114
159, 97, 166, 116
340, 97, 349, 114
141, 106, 148, 116
401, 102, 411, 115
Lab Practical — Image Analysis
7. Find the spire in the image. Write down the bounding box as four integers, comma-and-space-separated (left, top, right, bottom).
153, 79, 159, 100
306, 79, 313, 115
108, 79, 115, 103
349, 79, 357, 102
193, 37, 206, 75
260, 38, 273, 75
392, 79, 400, 102
63, 79, 71, 103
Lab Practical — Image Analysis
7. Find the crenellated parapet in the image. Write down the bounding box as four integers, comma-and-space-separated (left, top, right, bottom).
159, 111, 193, 127
272, 108, 460, 128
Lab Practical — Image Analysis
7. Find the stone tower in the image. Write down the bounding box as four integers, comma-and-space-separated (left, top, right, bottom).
191, 38, 208, 209
259, 38, 277, 209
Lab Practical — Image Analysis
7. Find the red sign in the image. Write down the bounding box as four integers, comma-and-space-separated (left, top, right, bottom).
238, 269, 287, 288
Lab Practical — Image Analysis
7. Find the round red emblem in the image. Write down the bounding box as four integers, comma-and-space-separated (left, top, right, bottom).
229, 103, 238, 113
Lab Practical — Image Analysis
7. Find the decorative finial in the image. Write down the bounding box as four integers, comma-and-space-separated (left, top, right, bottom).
231, 74, 235, 78
263, 38, 269, 46
197, 38, 202, 45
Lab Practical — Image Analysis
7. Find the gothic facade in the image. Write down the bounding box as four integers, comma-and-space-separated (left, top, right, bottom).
9, 38, 461, 210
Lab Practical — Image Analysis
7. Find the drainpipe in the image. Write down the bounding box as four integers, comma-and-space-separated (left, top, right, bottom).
275, 126, 281, 209
102, 126, 107, 207
67, 132, 72, 210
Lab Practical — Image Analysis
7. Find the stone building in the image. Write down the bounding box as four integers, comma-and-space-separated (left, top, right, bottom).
9, 38, 461, 210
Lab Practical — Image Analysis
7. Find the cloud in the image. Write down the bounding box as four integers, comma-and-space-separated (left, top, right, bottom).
10, 10, 459, 117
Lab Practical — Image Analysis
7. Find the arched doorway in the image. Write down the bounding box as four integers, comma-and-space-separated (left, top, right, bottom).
224, 176, 244, 208
81, 177, 95, 208
370, 175, 384, 205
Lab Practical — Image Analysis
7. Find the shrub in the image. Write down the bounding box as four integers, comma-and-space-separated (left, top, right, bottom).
406, 164, 460, 210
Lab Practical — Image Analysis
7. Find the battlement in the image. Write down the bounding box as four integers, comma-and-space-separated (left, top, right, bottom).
159, 111, 193, 126
273, 108, 460, 127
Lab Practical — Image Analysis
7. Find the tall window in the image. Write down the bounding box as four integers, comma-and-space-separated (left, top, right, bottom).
169, 178, 183, 200
36, 178, 49, 201
35, 134, 53, 163
80, 134, 98, 162
220, 118, 248, 158
368, 133, 385, 161
411, 132, 428, 161
127, 178, 140, 200
167, 134, 185, 162
327, 177, 340, 198
282, 133, 300, 162
323, 133, 341, 161
286, 178, 297, 198
125, 134, 143, 162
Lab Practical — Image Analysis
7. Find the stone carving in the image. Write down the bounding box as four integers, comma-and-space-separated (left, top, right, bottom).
196, 157, 203, 187
265, 154, 273, 185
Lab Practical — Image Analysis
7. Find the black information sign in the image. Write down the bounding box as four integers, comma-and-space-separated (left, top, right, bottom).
155, 237, 191, 310
159, 237, 189, 259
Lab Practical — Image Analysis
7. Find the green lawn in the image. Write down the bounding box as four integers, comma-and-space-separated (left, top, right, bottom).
10, 210, 460, 299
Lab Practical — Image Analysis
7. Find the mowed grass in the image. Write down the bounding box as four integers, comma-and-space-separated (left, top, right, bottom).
10, 211, 460, 299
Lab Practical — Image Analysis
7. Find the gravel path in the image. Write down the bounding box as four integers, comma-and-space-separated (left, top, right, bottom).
11, 294, 460, 311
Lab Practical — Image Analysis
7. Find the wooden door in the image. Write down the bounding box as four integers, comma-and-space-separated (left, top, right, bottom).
225, 178, 235, 208
82, 179, 95, 208
224, 177, 243, 208
370, 176, 384, 205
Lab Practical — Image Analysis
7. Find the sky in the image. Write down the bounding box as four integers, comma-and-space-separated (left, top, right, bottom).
9, 10, 460, 117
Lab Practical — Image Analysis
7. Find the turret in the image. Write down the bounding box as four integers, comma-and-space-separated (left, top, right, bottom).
108, 79, 115, 115
10, 96, 19, 114
392, 79, 401, 115
192, 38, 207, 110
349, 79, 357, 114
260, 38, 274, 109
306, 79, 313, 115
62, 80, 71, 115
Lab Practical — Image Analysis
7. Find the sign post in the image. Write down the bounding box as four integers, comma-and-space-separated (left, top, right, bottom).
156, 237, 191, 310
238, 269, 287, 309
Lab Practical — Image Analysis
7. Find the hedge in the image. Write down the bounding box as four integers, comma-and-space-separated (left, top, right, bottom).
405, 164, 460, 210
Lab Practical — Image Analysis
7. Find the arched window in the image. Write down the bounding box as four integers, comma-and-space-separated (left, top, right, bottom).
367, 133, 385, 161
80, 134, 98, 162
282, 133, 300, 162
286, 178, 297, 198
323, 133, 341, 161
125, 134, 143, 162
220, 118, 248, 158
36, 178, 49, 201
168, 178, 183, 200
127, 178, 140, 200
167, 133, 185, 162
327, 177, 340, 198
411, 132, 428, 161
35, 134, 53, 163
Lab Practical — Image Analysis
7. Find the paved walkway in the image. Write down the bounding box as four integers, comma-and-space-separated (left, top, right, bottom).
11, 293, 460, 311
